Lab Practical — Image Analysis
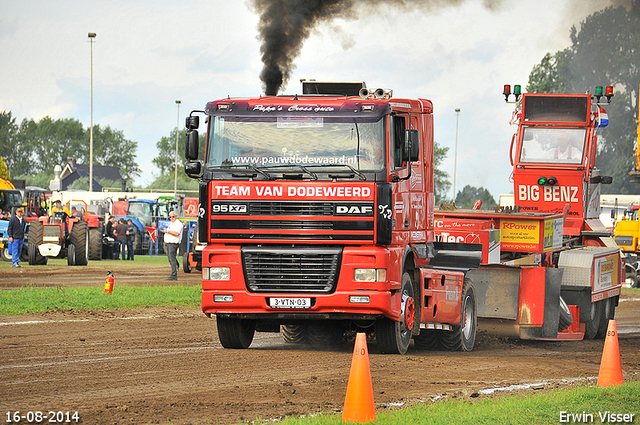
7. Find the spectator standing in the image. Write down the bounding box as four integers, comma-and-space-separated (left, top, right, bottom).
126, 219, 137, 260
105, 216, 117, 259
147, 221, 158, 256
161, 212, 183, 281
113, 218, 128, 260
7, 207, 25, 268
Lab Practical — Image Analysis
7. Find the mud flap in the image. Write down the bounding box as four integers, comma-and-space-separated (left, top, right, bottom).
468, 266, 563, 339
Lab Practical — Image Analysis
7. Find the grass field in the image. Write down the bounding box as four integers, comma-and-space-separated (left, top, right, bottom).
249, 381, 639, 425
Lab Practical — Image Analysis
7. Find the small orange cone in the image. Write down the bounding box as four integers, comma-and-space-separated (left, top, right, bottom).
597, 320, 623, 387
342, 333, 376, 423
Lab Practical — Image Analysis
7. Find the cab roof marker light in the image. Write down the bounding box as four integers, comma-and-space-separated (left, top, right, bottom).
217, 104, 230, 111
537, 176, 547, 186
361, 104, 375, 112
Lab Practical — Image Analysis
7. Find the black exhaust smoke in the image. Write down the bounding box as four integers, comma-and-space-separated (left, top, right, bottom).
251, 0, 501, 96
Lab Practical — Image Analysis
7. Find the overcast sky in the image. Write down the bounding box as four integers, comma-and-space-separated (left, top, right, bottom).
0, 0, 618, 199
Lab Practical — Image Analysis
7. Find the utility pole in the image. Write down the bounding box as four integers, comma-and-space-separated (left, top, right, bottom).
453, 108, 460, 201
174, 100, 181, 194
88, 32, 96, 191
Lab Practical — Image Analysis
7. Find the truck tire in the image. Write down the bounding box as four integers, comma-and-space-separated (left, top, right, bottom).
440, 278, 477, 352
583, 299, 604, 340
1, 245, 10, 262
414, 329, 440, 350
216, 316, 255, 349
88, 226, 103, 260
375, 272, 415, 354
281, 324, 310, 344
307, 321, 344, 347
558, 296, 573, 332
595, 297, 616, 339
627, 271, 639, 288
27, 220, 47, 266
69, 221, 89, 266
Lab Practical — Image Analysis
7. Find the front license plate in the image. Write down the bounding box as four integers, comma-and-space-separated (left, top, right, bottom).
269, 297, 311, 309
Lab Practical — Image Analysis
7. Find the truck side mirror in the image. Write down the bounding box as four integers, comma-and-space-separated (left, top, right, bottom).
185, 116, 199, 130
185, 161, 202, 177
185, 130, 199, 161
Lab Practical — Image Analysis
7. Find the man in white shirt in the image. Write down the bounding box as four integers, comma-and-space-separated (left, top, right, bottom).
162, 211, 183, 280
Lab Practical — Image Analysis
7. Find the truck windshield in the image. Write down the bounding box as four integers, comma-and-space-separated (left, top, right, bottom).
519, 128, 586, 164
206, 116, 386, 171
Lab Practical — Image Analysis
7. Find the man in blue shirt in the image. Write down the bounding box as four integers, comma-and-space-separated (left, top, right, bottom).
7, 208, 25, 268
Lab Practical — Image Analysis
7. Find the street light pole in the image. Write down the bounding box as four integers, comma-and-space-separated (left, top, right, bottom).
174, 100, 181, 195
88, 32, 96, 192
453, 108, 460, 202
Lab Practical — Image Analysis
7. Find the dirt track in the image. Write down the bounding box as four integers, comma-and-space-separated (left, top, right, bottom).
1, 263, 639, 425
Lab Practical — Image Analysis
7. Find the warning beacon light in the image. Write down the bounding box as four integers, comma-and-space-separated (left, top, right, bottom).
503, 84, 522, 103
593, 85, 614, 104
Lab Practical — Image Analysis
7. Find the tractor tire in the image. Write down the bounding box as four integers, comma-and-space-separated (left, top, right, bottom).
216, 316, 255, 349
69, 221, 89, 266
375, 272, 416, 354
183, 251, 191, 273
281, 324, 310, 344
440, 278, 477, 352
627, 271, 639, 288
133, 231, 142, 256
595, 297, 617, 339
88, 226, 103, 261
1, 245, 10, 262
27, 220, 47, 266
67, 244, 76, 266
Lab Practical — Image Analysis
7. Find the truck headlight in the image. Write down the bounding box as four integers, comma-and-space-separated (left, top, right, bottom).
204, 267, 230, 280
354, 268, 387, 282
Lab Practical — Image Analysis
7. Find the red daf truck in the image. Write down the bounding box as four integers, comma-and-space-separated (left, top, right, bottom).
184, 82, 479, 354
435, 86, 621, 341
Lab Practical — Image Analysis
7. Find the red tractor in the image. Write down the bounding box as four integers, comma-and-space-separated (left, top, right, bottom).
27, 209, 90, 266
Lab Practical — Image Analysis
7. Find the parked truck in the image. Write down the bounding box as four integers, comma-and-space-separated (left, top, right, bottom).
183, 81, 622, 353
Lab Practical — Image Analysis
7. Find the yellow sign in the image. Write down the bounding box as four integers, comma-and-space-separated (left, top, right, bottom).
500, 219, 540, 251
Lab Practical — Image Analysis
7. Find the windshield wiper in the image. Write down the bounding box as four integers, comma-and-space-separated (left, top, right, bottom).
304, 164, 366, 181
218, 162, 273, 180
258, 164, 319, 180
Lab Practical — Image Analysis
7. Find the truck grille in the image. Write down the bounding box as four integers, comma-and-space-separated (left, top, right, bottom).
242, 247, 342, 293
249, 201, 333, 216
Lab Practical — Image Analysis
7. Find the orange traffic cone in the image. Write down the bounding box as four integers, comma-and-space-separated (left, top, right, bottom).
342, 333, 376, 423
597, 320, 623, 387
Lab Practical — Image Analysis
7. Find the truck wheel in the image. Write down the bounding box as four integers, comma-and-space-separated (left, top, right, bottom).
67, 244, 76, 266
1, 245, 10, 262
282, 324, 310, 344
216, 316, 255, 349
307, 321, 344, 347
440, 278, 477, 352
69, 221, 89, 266
88, 227, 103, 260
558, 296, 573, 332
583, 299, 604, 340
626, 271, 639, 288
595, 297, 616, 339
28, 242, 47, 266
413, 329, 440, 350
375, 272, 415, 354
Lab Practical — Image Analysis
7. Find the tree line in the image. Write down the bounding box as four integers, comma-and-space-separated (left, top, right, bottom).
526, 0, 640, 194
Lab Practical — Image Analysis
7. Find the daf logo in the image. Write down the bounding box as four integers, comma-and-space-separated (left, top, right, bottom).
336, 205, 373, 215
